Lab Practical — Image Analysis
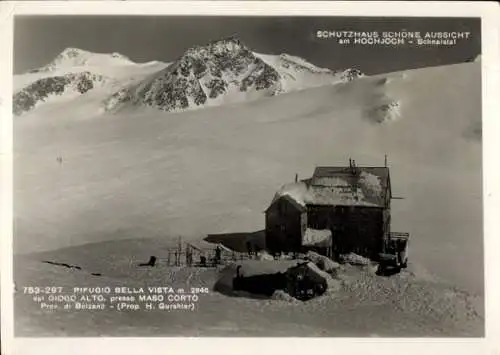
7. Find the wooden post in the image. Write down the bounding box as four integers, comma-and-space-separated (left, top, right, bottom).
178, 236, 182, 266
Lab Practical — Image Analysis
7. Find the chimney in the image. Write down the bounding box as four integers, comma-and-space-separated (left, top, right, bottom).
384, 154, 388, 167
351, 159, 358, 176
295, 173, 298, 182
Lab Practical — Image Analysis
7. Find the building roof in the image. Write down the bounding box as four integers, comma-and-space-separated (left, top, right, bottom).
313, 166, 389, 182
271, 165, 391, 208
266, 194, 307, 213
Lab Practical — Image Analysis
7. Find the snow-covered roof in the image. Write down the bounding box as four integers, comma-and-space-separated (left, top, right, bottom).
302, 228, 332, 247
272, 166, 390, 208
265, 193, 306, 213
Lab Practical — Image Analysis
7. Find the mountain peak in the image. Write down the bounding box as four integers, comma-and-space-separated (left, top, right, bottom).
209, 35, 244, 48
56, 47, 131, 61
105, 37, 280, 112
30, 48, 134, 73
58, 47, 89, 59
183, 35, 250, 60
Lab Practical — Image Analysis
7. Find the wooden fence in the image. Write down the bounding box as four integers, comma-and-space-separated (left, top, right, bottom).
152, 242, 255, 267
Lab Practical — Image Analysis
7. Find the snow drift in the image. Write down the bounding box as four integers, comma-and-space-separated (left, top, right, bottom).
305, 251, 340, 273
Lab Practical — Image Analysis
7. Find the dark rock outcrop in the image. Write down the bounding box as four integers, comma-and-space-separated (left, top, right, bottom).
13, 71, 109, 115
106, 37, 283, 112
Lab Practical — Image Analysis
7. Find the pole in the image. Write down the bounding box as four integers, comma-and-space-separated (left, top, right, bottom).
178, 236, 182, 266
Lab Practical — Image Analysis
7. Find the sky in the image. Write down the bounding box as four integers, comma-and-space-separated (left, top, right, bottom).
14, 16, 480, 75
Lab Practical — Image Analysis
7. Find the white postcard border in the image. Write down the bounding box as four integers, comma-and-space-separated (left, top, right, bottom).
1, 2, 499, 355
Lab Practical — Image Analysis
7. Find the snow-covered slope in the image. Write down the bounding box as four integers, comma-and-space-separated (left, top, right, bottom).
13, 71, 113, 116
104, 37, 363, 112
15, 47, 168, 90
256, 52, 363, 92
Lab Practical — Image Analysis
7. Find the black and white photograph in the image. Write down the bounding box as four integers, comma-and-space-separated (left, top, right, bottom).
2, 2, 499, 349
